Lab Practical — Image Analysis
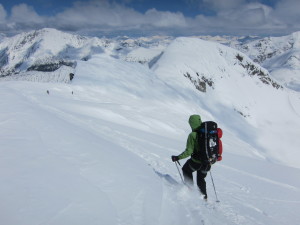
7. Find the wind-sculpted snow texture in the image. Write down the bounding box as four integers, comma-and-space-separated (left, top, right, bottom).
1, 31, 300, 225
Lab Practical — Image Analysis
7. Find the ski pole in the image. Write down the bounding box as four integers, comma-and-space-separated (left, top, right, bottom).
209, 171, 220, 202
175, 161, 184, 184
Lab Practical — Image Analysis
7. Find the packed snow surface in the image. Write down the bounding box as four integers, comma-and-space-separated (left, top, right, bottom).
1, 37, 300, 225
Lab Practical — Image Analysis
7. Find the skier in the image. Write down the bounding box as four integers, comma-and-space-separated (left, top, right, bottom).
69, 73, 74, 81
171, 114, 211, 200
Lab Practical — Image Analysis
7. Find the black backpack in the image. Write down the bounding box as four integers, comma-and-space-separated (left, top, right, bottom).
193, 121, 223, 164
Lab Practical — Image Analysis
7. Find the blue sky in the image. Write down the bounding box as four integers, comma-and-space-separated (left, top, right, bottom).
0, 0, 299, 37
1, 0, 279, 17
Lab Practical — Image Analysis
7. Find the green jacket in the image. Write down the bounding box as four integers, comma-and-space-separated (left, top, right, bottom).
178, 114, 202, 163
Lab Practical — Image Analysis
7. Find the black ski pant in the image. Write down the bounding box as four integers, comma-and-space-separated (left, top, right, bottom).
182, 159, 211, 197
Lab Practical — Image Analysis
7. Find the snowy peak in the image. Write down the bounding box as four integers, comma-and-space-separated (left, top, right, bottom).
0, 28, 171, 80
0, 28, 107, 77
152, 37, 282, 93
237, 31, 300, 64
235, 31, 300, 91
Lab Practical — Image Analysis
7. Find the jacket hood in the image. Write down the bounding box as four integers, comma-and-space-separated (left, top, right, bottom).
188, 114, 202, 131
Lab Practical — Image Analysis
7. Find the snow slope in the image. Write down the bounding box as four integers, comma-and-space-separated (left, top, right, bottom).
1, 37, 300, 225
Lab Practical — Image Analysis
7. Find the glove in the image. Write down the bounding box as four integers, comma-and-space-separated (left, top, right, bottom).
171, 155, 179, 162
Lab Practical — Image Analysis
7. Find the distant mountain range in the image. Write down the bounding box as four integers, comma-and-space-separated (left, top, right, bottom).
233, 32, 300, 91
0, 28, 299, 92
0, 28, 172, 81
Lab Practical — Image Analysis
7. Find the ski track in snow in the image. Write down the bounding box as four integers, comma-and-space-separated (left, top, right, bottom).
11, 85, 298, 225
287, 91, 300, 118
220, 164, 299, 191
1, 84, 253, 225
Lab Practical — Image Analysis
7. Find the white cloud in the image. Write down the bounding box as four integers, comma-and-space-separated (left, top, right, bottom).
191, 1, 294, 34
10, 4, 44, 24
218, 3, 272, 26
203, 0, 246, 11
0, 0, 299, 36
273, 0, 300, 27
0, 4, 7, 23
51, 0, 188, 31
144, 9, 187, 28
53, 0, 143, 28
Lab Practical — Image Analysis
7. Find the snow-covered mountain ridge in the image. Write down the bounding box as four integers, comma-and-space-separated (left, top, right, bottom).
0, 28, 172, 80
1, 28, 300, 92
152, 37, 282, 92
0, 28, 105, 78
234, 31, 300, 91
235, 32, 300, 65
